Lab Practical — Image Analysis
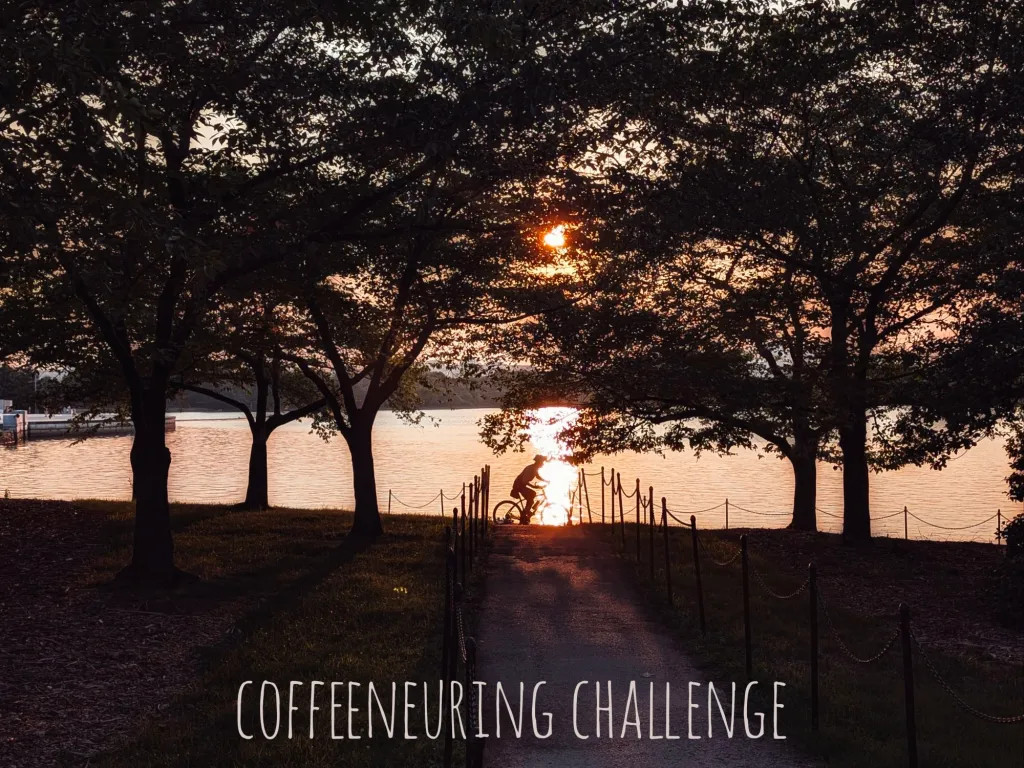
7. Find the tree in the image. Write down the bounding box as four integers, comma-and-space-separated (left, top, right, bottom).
273, 0, 642, 536
546, 0, 1024, 541
0, 1, 471, 581
483, 255, 833, 530
174, 293, 325, 511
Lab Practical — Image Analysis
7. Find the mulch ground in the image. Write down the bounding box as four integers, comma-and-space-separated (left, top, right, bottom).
722, 527, 1023, 664
0, 500, 238, 768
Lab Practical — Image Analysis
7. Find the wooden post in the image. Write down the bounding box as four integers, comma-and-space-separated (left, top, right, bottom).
997, 509, 1002, 545
904, 506, 909, 540
388, 489, 393, 516
662, 499, 673, 605
601, 467, 606, 525
725, 497, 729, 530
741, 534, 752, 679
440, 489, 445, 519
635, 478, 641, 563
690, 515, 706, 636
809, 563, 819, 732
900, 604, 918, 768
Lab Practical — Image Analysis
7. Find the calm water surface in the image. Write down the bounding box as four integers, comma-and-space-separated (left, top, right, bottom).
0, 408, 1018, 542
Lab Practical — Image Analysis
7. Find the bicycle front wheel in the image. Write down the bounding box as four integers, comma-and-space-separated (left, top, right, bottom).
492, 500, 522, 524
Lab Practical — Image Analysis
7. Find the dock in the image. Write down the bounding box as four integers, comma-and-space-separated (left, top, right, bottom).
1, 413, 176, 444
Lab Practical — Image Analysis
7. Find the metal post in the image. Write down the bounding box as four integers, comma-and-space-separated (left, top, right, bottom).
452, 507, 459, 583
662, 499, 673, 605
601, 467, 606, 525
443, 569, 456, 768
582, 469, 593, 524
741, 535, 752, 679
648, 485, 655, 580
690, 515, 706, 636
997, 509, 1002, 545
442, 531, 454, 680
481, 467, 488, 537
809, 563, 819, 732
904, 506, 909, 540
460, 491, 467, 578
440, 489, 445, 520
468, 483, 475, 564
725, 497, 729, 530
450, 583, 462, 679
465, 637, 478, 768
618, 472, 626, 548
610, 468, 616, 529
635, 478, 641, 562
899, 604, 918, 768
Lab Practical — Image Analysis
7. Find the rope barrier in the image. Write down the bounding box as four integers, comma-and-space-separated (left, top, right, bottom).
728, 503, 791, 517
906, 511, 999, 531
817, 588, 901, 664
909, 628, 1024, 724
665, 508, 695, 527
391, 490, 446, 509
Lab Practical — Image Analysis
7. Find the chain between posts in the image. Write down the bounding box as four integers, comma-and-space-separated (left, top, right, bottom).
696, 532, 742, 567
909, 629, 1024, 724
817, 588, 901, 664
750, 563, 810, 600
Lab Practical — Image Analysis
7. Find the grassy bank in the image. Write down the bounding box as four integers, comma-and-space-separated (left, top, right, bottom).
1, 499, 456, 767
98, 506, 452, 767
588, 523, 1023, 768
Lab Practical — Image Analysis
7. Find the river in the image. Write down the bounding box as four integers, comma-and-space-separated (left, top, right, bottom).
0, 407, 1017, 542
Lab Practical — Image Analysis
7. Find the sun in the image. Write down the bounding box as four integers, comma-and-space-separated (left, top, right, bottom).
542, 224, 566, 249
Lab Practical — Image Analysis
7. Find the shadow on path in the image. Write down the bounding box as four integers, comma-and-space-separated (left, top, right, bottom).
476, 525, 818, 768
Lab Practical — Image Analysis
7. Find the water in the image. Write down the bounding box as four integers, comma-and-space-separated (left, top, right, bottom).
0, 408, 1018, 542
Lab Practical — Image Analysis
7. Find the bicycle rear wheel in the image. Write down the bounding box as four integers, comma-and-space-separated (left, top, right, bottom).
492, 500, 522, 524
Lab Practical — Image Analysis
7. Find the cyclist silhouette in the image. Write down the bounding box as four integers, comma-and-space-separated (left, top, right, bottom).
510, 454, 547, 524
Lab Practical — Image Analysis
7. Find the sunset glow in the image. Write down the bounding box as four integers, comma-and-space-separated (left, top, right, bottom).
542, 225, 567, 249
526, 406, 579, 525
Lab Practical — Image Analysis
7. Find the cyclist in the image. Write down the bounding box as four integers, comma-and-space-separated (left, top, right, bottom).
510, 454, 547, 524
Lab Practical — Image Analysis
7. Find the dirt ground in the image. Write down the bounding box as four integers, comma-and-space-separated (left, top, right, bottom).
0, 500, 237, 768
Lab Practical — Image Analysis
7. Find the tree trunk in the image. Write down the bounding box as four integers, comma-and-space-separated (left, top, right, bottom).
789, 449, 818, 532
242, 425, 270, 510
839, 400, 872, 543
122, 390, 176, 583
347, 419, 383, 537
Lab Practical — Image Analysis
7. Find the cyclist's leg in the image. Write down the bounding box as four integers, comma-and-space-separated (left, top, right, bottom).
521, 488, 537, 523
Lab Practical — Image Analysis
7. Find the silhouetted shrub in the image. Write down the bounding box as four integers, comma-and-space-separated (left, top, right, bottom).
1001, 512, 1024, 559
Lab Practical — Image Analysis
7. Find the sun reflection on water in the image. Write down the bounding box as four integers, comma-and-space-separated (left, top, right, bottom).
525, 406, 579, 526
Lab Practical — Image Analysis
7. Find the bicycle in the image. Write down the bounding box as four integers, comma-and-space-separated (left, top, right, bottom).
492, 486, 549, 525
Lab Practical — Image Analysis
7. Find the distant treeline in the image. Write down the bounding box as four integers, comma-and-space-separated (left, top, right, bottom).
169, 372, 505, 412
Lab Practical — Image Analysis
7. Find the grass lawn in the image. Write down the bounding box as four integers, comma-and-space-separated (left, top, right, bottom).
587, 522, 1024, 768
75, 504, 456, 767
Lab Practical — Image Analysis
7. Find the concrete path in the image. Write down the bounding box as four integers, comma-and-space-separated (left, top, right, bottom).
475, 525, 817, 767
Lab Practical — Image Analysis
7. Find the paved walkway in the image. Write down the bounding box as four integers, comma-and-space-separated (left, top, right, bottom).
475, 525, 817, 767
